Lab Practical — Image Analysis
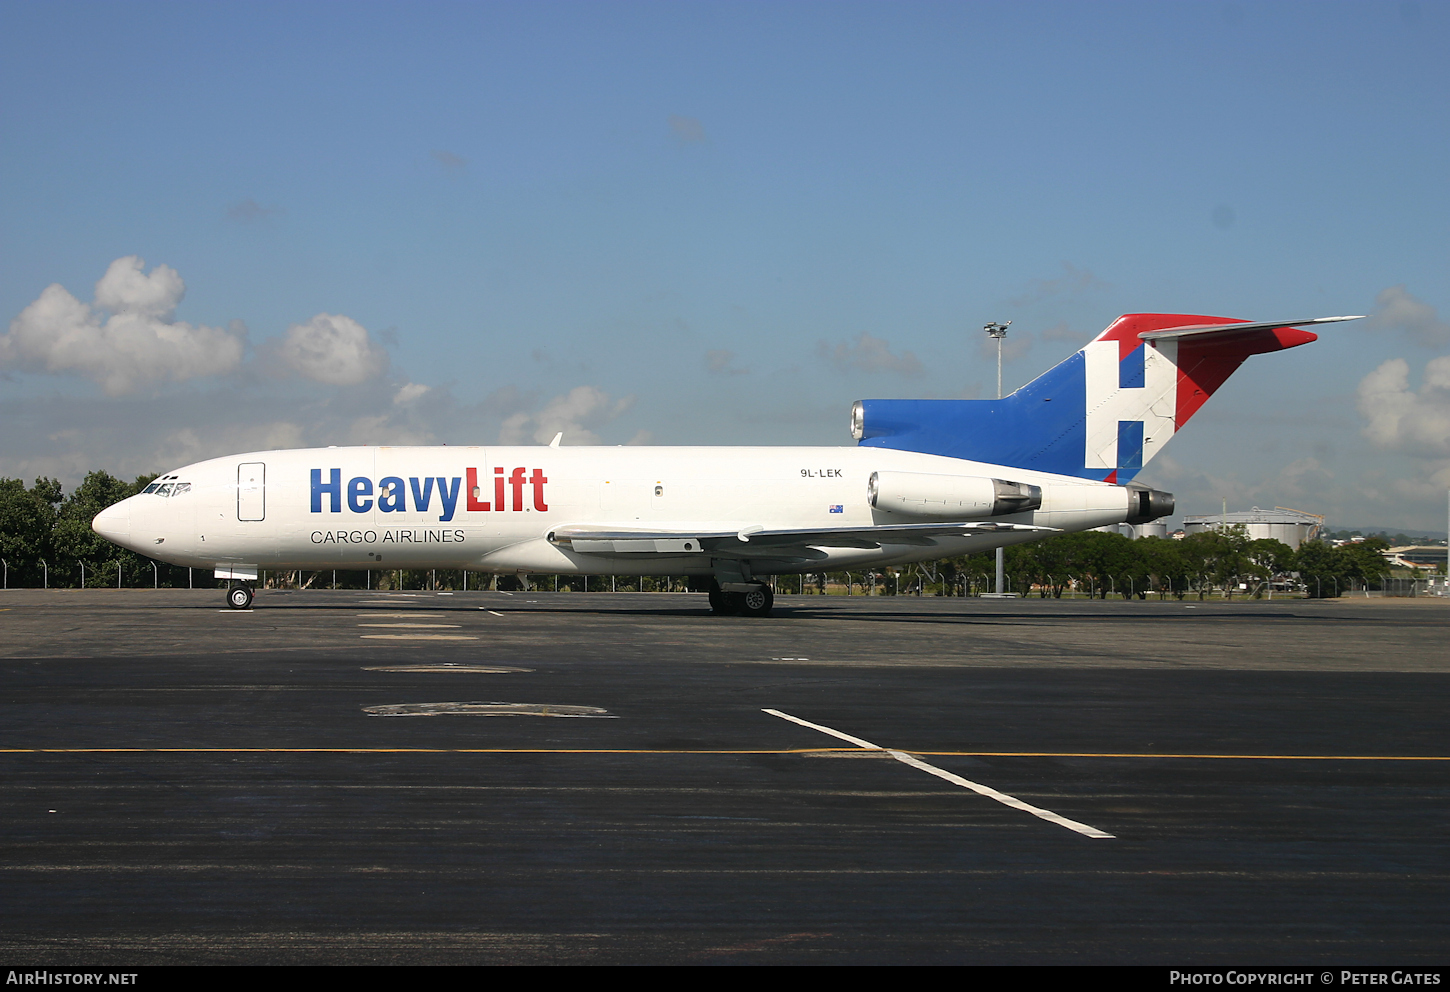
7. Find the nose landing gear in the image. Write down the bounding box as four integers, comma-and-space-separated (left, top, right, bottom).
226, 581, 254, 610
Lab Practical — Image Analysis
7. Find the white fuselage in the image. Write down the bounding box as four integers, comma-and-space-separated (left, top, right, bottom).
93, 445, 1137, 577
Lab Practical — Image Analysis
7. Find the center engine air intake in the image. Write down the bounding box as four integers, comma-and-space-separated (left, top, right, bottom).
868, 470, 1043, 519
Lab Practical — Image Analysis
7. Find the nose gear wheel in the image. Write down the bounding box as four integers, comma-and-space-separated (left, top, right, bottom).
227, 582, 253, 610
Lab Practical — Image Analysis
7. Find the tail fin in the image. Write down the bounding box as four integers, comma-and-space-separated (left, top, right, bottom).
854, 313, 1358, 483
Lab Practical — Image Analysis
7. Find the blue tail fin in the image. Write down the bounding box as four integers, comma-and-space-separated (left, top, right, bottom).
853, 313, 1328, 482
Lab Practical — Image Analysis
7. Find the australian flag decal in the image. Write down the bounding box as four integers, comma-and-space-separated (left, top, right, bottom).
829, 504, 844, 513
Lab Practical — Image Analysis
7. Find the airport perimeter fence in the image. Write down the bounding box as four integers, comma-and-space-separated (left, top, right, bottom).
2, 559, 1444, 599
0, 557, 220, 590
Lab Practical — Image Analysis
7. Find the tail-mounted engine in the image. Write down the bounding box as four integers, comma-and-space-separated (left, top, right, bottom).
869, 470, 1042, 520
1125, 484, 1174, 523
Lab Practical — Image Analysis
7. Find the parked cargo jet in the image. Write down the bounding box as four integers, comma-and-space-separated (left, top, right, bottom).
92, 313, 1357, 615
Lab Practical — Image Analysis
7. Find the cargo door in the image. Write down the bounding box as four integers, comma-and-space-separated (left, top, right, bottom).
237, 462, 265, 521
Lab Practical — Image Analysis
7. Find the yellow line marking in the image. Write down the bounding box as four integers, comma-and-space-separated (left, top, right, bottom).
0, 748, 1447, 760
0, 748, 850, 754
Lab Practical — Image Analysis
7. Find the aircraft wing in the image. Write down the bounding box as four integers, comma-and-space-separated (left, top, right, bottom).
548, 520, 1058, 558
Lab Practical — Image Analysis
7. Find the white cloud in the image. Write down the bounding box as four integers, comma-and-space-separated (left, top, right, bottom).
271, 312, 389, 385
1143, 452, 1336, 513
1366, 286, 1450, 348
498, 385, 636, 445
155, 421, 308, 467
816, 332, 923, 376
668, 114, 707, 144
976, 330, 1034, 366
342, 413, 435, 446
431, 149, 467, 172
1006, 262, 1108, 308
0, 256, 247, 396
1356, 356, 1450, 458
1040, 321, 1089, 344
93, 256, 185, 317
227, 198, 280, 222
705, 349, 748, 375
393, 382, 431, 405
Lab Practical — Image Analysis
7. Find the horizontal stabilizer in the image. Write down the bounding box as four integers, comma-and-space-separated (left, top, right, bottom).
1138, 315, 1363, 342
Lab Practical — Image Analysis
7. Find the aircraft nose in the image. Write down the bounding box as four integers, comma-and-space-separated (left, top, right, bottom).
92, 502, 131, 545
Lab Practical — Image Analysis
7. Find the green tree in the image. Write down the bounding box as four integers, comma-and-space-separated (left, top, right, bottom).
1139, 536, 1187, 599
1030, 533, 1075, 598
1340, 537, 1392, 589
52, 471, 155, 587
1204, 525, 1252, 598
1291, 538, 1393, 598
0, 478, 62, 587
1294, 540, 1341, 598
1244, 538, 1295, 597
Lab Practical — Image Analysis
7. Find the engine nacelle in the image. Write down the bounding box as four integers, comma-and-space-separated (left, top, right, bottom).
1125, 484, 1175, 524
868, 470, 1043, 519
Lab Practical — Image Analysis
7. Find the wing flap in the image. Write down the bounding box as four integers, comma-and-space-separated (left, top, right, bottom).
549, 521, 1058, 557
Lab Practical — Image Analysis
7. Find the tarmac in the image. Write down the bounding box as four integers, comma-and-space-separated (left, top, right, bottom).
1, 587, 1447, 964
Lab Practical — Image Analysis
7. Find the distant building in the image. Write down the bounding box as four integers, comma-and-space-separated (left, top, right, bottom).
1100, 522, 1170, 539
1182, 506, 1323, 550
1386, 546, 1450, 571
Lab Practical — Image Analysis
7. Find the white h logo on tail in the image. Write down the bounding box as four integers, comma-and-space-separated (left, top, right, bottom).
1082, 339, 1179, 472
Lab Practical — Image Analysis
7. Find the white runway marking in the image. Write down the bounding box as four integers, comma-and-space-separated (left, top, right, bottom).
762, 709, 881, 750
355, 613, 446, 618
360, 634, 479, 641
762, 708, 1114, 839
357, 623, 462, 629
485, 610, 505, 617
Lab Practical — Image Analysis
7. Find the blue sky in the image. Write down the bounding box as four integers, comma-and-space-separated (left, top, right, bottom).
2, 1, 1448, 532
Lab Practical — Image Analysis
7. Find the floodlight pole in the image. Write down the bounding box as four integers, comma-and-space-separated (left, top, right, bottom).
985, 321, 1011, 595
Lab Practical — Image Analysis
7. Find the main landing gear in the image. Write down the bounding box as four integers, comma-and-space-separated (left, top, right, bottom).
226, 581, 254, 610
708, 578, 774, 618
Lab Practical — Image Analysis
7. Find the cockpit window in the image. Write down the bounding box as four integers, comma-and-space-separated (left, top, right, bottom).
143, 484, 161, 494
172, 482, 191, 495
155, 484, 174, 496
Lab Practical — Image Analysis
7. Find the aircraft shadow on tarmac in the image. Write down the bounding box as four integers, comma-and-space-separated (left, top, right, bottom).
185, 591, 1423, 628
